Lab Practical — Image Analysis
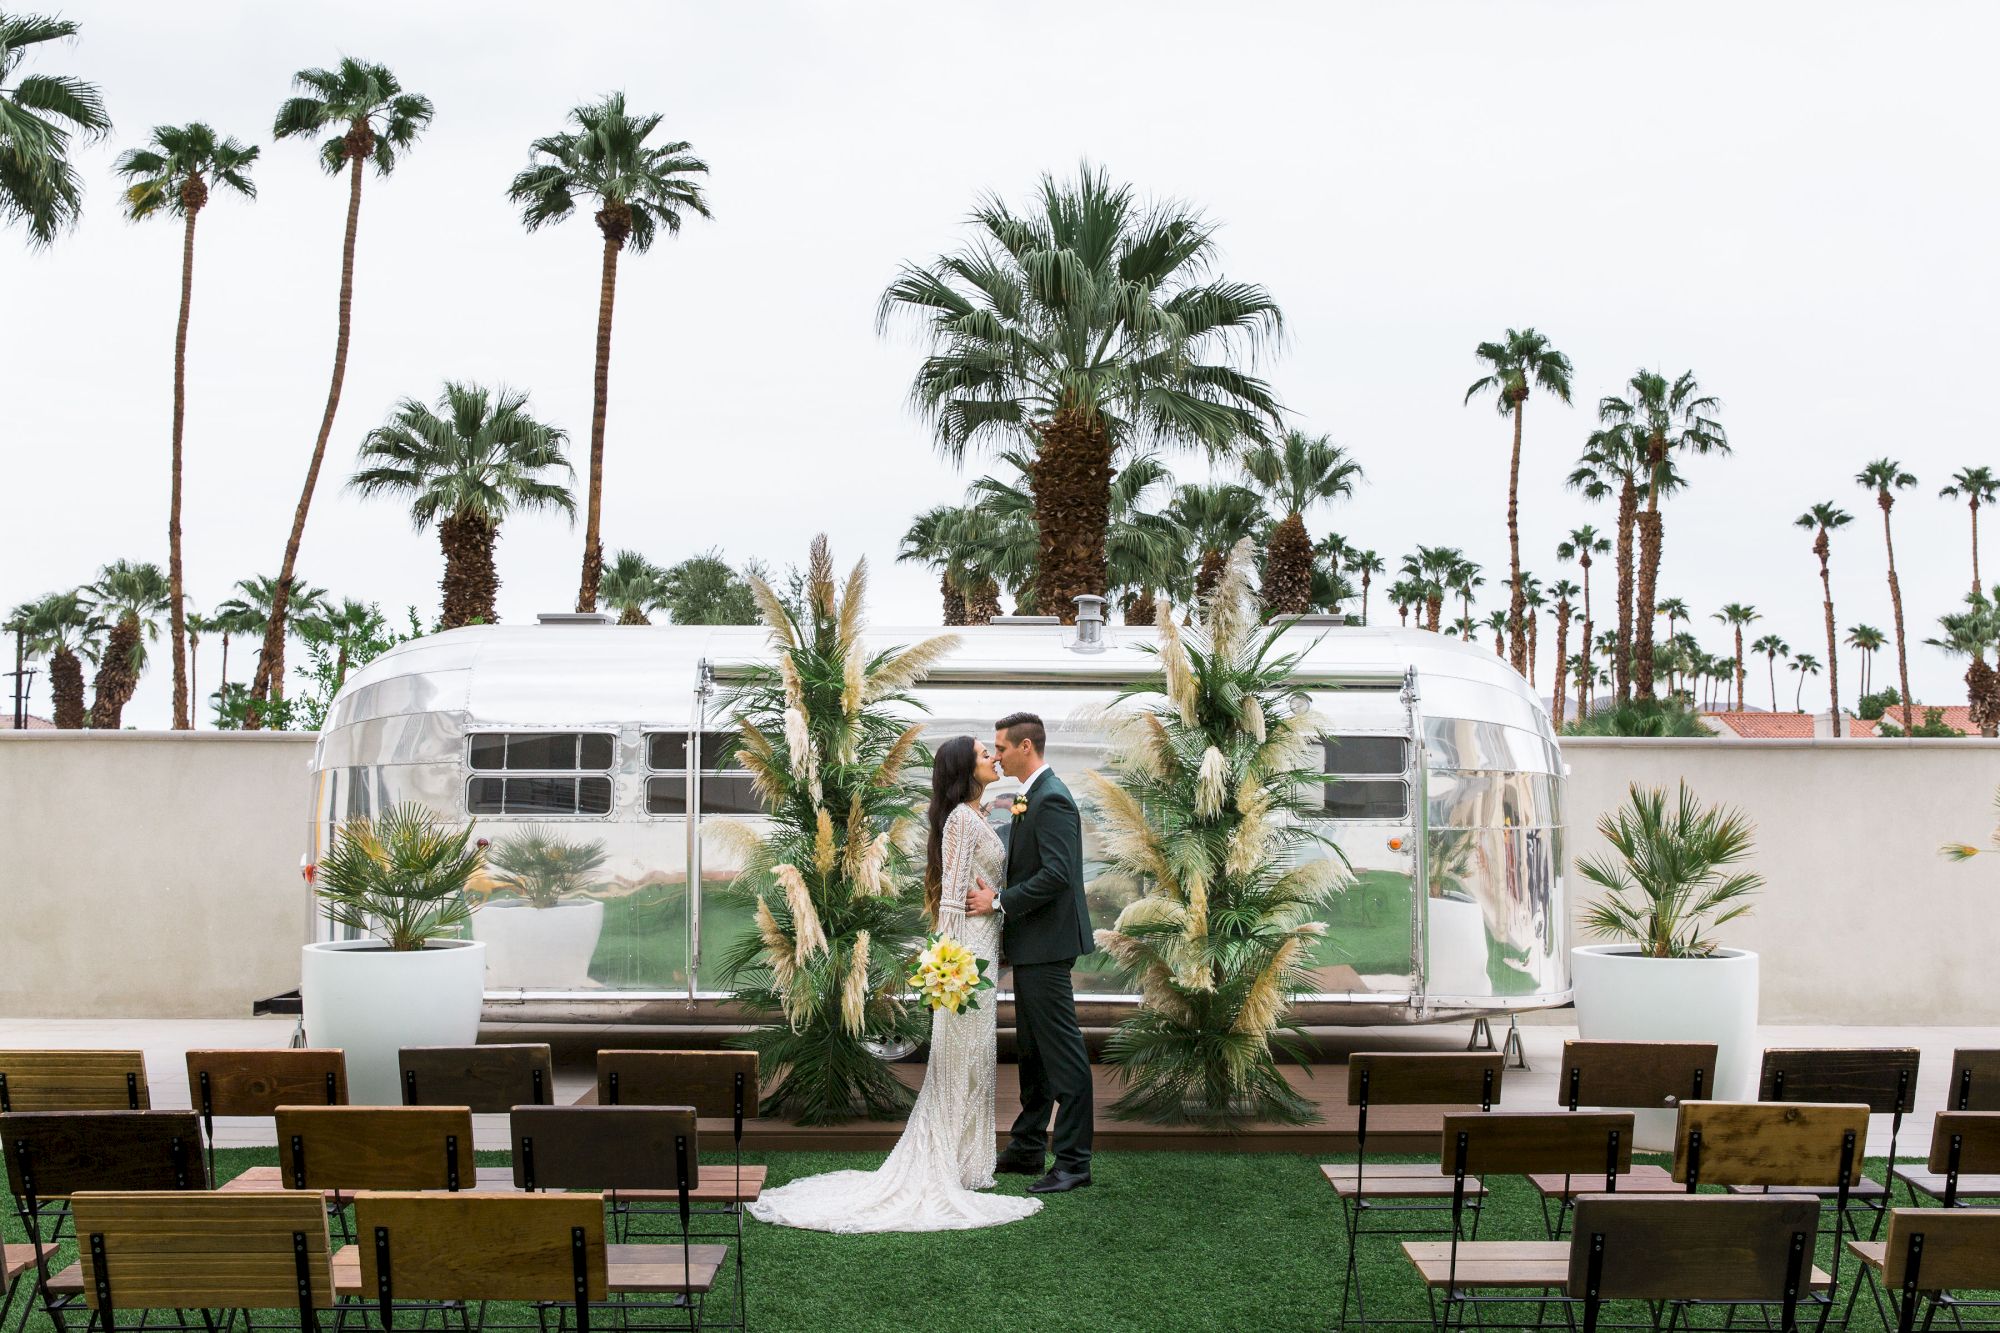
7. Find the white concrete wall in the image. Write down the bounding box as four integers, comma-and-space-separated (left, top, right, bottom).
3, 732, 1997, 1023
0, 732, 316, 1018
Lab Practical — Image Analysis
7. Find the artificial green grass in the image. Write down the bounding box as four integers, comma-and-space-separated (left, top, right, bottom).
1, 1146, 1938, 1333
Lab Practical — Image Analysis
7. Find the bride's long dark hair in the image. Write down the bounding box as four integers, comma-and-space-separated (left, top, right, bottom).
923, 735, 979, 926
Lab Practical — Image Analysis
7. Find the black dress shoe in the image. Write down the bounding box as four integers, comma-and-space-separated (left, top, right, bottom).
993, 1154, 1044, 1176
1028, 1168, 1092, 1194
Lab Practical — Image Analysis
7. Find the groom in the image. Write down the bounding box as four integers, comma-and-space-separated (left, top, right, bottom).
968, 711, 1095, 1194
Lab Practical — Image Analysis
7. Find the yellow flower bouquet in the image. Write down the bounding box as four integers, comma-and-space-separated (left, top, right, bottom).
907, 934, 995, 1014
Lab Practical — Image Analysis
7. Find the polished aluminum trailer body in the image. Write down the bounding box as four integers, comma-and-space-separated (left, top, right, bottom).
310, 618, 1569, 1022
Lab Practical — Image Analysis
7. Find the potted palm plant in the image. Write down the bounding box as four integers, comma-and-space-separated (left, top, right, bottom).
472, 827, 609, 989
1570, 781, 1764, 1137
301, 804, 488, 1104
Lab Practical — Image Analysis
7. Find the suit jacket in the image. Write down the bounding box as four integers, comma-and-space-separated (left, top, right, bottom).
999, 770, 1096, 966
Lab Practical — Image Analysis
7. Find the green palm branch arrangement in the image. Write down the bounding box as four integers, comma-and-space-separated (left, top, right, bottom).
1091, 540, 1346, 1126
486, 827, 608, 908
1577, 781, 1763, 958
715, 535, 958, 1124
314, 804, 484, 952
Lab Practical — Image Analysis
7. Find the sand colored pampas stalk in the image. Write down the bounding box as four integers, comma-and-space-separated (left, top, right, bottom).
1225, 808, 1274, 879
776, 863, 827, 960
703, 817, 766, 866
1158, 612, 1198, 725
1181, 867, 1210, 948
871, 723, 925, 788
1195, 747, 1229, 819
1081, 771, 1171, 883
754, 896, 796, 992
840, 930, 871, 1035
1241, 692, 1266, 743
748, 576, 797, 650
865, 634, 960, 702
813, 807, 838, 878
783, 707, 811, 773
842, 789, 871, 875
1206, 538, 1257, 658
841, 645, 865, 719
836, 560, 867, 652
806, 534, 838, 623
1232, 935, 1304, 1041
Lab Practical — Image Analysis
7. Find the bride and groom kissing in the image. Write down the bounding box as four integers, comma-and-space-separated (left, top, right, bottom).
746, 712, 1093, 1234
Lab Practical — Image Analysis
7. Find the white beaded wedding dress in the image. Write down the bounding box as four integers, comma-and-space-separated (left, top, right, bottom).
746, 804, 1043, 1233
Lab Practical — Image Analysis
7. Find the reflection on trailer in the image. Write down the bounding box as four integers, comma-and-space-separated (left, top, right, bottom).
309, 616, 1570, 1023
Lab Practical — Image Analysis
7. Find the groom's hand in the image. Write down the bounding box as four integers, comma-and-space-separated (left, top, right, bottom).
968, 879, 997, 916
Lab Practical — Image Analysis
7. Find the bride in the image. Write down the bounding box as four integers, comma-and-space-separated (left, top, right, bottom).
746, 735, 1043, 1233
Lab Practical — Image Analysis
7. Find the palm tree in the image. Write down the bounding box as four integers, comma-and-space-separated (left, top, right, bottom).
0, 12, 111, 245
1351, 549, 1384, 625
1465, 328, 1573, 673
182, 609, 213, 728
1241, 431, 1361, 614
252, 59, 434, 725
507, 93, 710, 613
1845, 624, 1886, 700
598, 550, 671, 625
19, 590, 98, 728
1795, 503, 1853, 734
1482, 609, 1509, 655
1517, 572, 1546, 682
1598, 370, 1727, 699
1549, 578, 1581, 728
1449, 556, 1484, 633
1168, 482, 1267, 602
208, 602, 259, 705
1389, 577, 1422, 628
1401, 545, 1460, 632
1569, 427, 1650, 702
1854, 458, 1917, 733
1450, 614, 1478, 642
881, 165, 1283, 622
1751, 634, 1790, 713
113, 123, 258, 730
1557, 525, 1610, 715
86, 560, 170, 729
1789, 651, 1822, 713
1656, 597, 1690, 695
348, 382, 575, 628
1926, 591, 2000, 737
1939, 466, 1999, 596
219, 575, 327, 705
298, 597, 378, 694
1566, 652, 1593, 719
1712, 603, 1759, 711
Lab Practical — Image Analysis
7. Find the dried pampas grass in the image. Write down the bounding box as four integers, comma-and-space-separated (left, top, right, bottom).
775, 863, 826, 960
840, 931, 871, 1035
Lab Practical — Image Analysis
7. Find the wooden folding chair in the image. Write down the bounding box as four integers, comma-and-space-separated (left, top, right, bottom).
71, 1190, 335, 1331
0, 1051, 149, 1112
1399, 1111, 1634, 1330
1568, 1195, 1826, 1333
1730, 1046, 1919, 1235
1320, 1052, 1505, 1330
1844, 1207, 2000, 1333
1893, 1110, 2000, 1208
1947, 1048, 2000, 1111
185, 1048, 347, 1185
347, 1193, 612, 1330
0, 1111, 207, 1332
220, 1106, 492, 1237
1528, 1039, 1715, 1234
399, 1043, 554, 1112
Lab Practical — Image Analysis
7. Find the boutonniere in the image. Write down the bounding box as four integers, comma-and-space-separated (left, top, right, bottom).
1010, 798, 1029, 817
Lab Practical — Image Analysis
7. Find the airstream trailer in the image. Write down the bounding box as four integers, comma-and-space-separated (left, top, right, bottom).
307, 614, 1570, 1025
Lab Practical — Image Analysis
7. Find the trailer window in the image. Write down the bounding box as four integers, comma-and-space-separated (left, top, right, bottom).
645, 730, 768, 816
1322, 736, 1407, 775
468, 732, 615, 772
467, 775, 613, 817
464, 731, 615, 817
1318, 735, 1410, 820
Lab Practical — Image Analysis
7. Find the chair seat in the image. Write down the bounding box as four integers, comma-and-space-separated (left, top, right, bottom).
223, 1164, 522, 1196
1724, 1179, 1887, 1201
42, 1263, 84, 1297
1323, 1164, 1487, 1199
3, 1245, 53, 1284
1848, 1240, 1887, 1271
612, 1166, 768, 1205
1402, 1242, 1832, 1293
332, 1243, 728, 1299
1529, 1164, 1679, 1199
1891, 1167, 2000, 1201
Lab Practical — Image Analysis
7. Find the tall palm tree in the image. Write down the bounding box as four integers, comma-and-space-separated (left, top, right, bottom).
1465, 327, 1573, 672
881, 165, 1283, 622
1656, 596, 1690, 695
1795, 503, 1853, 734
897, 504, 993, 626
1401, 545, 1460, 632
1854, 458, 1917, 733
113, 123, 258, 730
1789, 651, 1821, 713
0, 12, 110, 245
1844, 624, 1885, 699
1449, 614, 1478, 642
1312, 532, 1355, 613
1241, 431, 1361, 614
1712, 603, 1759, 711
1482, 609, 1508, 655
1751, 634, 1790, 713
1549, 578, 1581, 728
19, 590, 98, 728
297, 597, 377, 693
219, 575, 327, 706
1449, 556, 1484, 633
86, 560, 170, 729
1389, 576, 1422, 628
1557, 525, 1610, 715
1598, 369, 1727, 699
1522, 575, 1547, 683
1939, 466, 1999, 596
208, 602, 259, 705
1351, 548, 1384, 625
251, 59, 434, 725
1568, 428, 1650, 703
348, 381, 574, 628
1565, 652, 1593, 719
507, 93, 710, 613
597, 550, 670, 625
182, 609, 213, 728
1168, 482, 1266, 602
1926, 591, 2000, 737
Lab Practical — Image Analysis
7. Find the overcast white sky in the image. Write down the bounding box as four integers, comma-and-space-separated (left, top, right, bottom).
6, 1, 1998, 728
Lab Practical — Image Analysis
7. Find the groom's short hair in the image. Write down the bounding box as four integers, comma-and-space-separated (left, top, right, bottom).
995, 712, 1046, 754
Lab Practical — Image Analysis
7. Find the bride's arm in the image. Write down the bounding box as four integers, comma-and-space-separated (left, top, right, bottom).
938, 807, 974, 938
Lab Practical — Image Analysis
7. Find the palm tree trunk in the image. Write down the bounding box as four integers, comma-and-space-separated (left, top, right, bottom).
1633, 484, 1664, 698
1973, 499, 1984, 596
1816, 533, 1842, 735
1264, 512, 1311, 614
1505, 401, 1527, 673
1030, 407, 1114, 623
1614, 479, 1637, 702
939, 573, 966, 627
167, 204, 199, 730
1967, 658, 1999, 737
1733, 627, 1745, 711
1766, 655, 1777, 713
1528, 613, 1539, 686
577, 221, 624, 612
1425, 595, 1442, 633
1360, 569, 1372, 625
249, 137, 368, 726
1880, 500, 1915, 732
218, 633, 230, 698
439, 511, 500, 629
91, 613, 140, 729
1552, 604, 1571, 729
188, 637, 199, 731
1196, 550, 1226, 601
963, 577, 1001, 624
51, 647, 86, 729
1578, 556, 1594, 718
1124, 587, 1156, 627
1795, 671, 1806, 712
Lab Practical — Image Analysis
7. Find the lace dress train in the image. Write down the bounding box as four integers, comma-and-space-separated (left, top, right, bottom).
745, 805, 1042, 1233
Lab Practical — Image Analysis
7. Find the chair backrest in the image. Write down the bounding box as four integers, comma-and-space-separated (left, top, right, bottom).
1346, 1053, 1503, 1108
1926, 1111, 2000, 1178
1949, 1049, 2000, 1111
0, 1051, 150, 1111
354, 1193, 608, 1303
1878, 1208, 2000, 1291
1566, 1195, 1820, 1301
1439, 1112, 1636, 1181
594, 1050, 757, 1119
399, 1044, 554, 1114
509, 1106, 700, 1192
1, 1111, 206, 1200
272, 1106, 474, 1192
1757, 1047, 1919, 1115
186, 1049, 347, 1118
1671, 1100, 1868, 1189
1557, 1040, 1715, 1111
72, 1191, 335, 1313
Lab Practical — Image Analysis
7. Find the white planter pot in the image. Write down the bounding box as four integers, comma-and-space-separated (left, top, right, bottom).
1571, 944, 1760, 1149
472, 900, 605, 990
301, 939, 486, 1105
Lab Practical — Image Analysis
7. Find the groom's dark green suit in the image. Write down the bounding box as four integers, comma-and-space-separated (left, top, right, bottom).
999, 768, 1094, 1173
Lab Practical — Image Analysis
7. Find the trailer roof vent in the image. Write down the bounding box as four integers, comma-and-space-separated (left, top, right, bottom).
989, 615, 1059, 625
1070, 595, 1106, 653
538, 612, 614, 626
